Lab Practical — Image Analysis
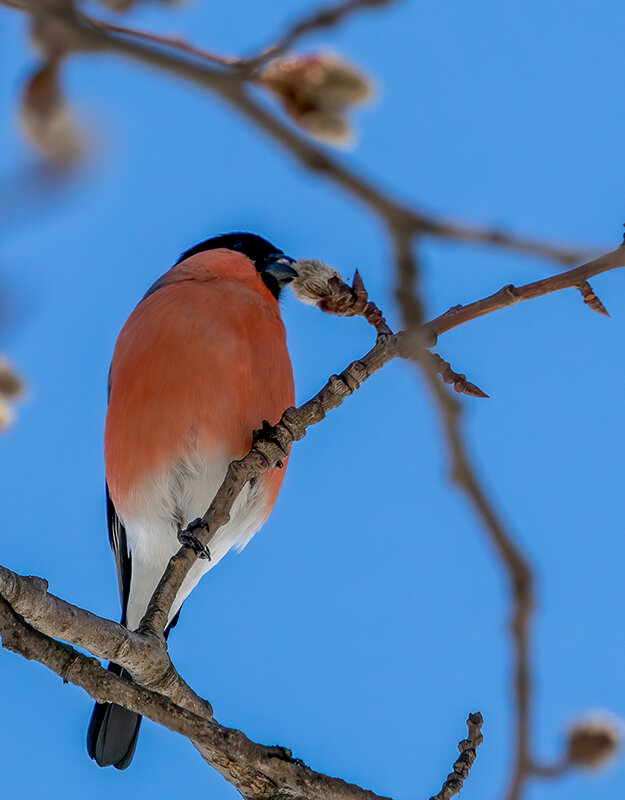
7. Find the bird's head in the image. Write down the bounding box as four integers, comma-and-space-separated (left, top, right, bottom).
176, 232, 297, 299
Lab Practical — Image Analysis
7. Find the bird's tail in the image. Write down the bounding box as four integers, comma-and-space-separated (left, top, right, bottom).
86, 662, 142, 770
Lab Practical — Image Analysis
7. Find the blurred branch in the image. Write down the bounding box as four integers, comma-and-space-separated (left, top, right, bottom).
240, 0, 399, 71
390, 229, 532, 800
85, 18, 243, 67
0, 357, 25, 430
87, 0, 399, 73
3, 0, 596, 264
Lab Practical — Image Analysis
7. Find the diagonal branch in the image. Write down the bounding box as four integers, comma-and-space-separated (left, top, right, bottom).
426, 242, 625, 337
85, 18, 243, 68
84, 0, 399, 75
141, 238, 625, 637
1, 584, 484, 800
140, 329, 401, 634
0, 564, 212, 716
0, 593, 390, 800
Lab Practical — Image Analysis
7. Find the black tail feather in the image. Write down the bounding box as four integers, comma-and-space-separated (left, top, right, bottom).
86, 663, 142, 770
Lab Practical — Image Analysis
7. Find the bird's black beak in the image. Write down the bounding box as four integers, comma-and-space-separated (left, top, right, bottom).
264, 255, 297, 289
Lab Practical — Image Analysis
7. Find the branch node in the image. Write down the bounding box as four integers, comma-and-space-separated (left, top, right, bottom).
280, 406, 308, 441
429, 352, 489, 398
578, 280, 610, 316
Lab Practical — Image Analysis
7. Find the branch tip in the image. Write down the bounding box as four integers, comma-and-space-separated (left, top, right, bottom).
428, 712, 484, 800
578, 281, 610, 317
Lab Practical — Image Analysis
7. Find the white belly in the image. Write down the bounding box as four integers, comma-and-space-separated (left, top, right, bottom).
119, 452, 268, 630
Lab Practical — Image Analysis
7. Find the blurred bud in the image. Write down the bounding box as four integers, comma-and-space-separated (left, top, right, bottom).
0, 358, 24, 432
0, 398, 14, 430
19, 59, 82, 167
566, 714, 621, 770
259, 53, 374, 144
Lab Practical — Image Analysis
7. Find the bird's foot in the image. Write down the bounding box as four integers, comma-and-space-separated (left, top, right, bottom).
178, 518, 211, 560
252, 420, 287, 467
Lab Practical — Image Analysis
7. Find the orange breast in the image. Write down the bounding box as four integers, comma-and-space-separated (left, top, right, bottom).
105, 252, 295, 516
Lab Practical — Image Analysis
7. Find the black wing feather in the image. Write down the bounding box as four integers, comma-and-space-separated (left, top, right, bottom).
89, 376, 183, 769
106, 485, 131, 627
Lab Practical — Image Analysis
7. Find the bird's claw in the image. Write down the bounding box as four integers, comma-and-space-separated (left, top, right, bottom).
252, 419, 287, 459
178, 518, 211, 560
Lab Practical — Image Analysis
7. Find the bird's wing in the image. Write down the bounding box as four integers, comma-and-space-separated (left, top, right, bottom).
106, 484, 132, 627
106, 483, 183, 634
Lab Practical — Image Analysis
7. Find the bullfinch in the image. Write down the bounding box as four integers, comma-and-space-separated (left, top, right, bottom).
87, 232, 297, 769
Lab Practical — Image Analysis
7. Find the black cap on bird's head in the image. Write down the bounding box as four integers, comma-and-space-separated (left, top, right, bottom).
176, 232, 297, 299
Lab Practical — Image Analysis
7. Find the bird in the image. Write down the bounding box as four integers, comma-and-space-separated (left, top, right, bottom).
87, 232, 297, 769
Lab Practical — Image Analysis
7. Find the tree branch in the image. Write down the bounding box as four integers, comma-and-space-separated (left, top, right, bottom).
426, 242, 625, 337
0, 592, 393, 800
3, 587, 485, 800
0, 564, 212, 716
241, 0, 399, 71
428, 713, 484, 800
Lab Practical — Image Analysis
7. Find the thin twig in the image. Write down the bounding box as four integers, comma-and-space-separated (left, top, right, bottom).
86, 18, 242, 67
241, 0, 398, 72
428, 712, 485, 800
426, 243, 625, 338
427, 351, 489, 398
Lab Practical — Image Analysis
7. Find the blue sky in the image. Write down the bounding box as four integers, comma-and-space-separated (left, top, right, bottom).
1, 2, 624, 799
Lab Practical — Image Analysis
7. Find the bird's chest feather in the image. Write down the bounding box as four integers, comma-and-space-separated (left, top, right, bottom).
105, 278, 294, 517
122, 447, 271, 570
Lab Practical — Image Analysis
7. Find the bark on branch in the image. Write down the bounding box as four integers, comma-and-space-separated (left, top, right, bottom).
0, 595, 389, 800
